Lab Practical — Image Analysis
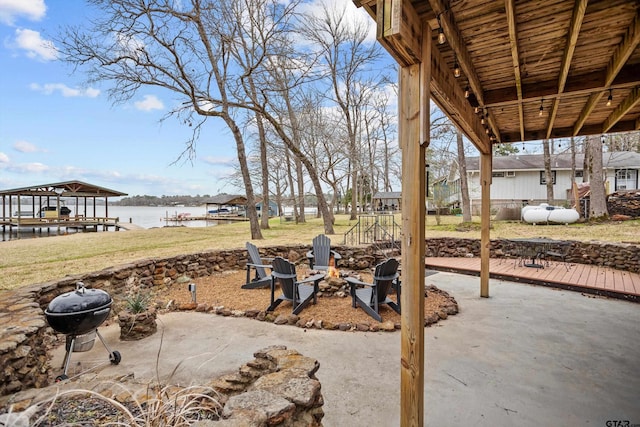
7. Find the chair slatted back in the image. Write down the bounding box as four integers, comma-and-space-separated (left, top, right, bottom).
246, 242, 268, 280
312, 234, 332, 268
271, 257, 297, 300
371, 258, 400, 304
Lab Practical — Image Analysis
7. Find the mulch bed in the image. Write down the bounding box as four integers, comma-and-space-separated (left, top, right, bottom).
156, 269, 459, 329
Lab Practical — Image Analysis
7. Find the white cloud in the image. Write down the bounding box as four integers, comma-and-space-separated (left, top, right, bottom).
134, 95, 164, 111
202, 156, 237, 167
13, 28, 57, 61
0, 0, 46, 25
13, 140, 39, 153
29, 83, 100, 98
7, 162, 49, 173
0, 152, 9, 163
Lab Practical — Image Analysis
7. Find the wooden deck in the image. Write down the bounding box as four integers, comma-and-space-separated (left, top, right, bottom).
425, 257, 639, 303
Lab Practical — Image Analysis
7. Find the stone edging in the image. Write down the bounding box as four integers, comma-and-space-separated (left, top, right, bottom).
167, 285, 459, 333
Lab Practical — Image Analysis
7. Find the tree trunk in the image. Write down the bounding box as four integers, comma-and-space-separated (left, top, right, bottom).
255, 112, 271, 230
226, 117, 263, 239
588, 135, 609, 220
285, 147, 299, 222
543, 139, 554, 204
456, 130, 472, 222
583, 137, 591, 183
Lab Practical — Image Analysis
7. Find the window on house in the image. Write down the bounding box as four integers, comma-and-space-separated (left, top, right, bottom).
575, 170, 583, 178
492, 171, 505, 178
540, 171, 556, 184
616, 169, 633, 180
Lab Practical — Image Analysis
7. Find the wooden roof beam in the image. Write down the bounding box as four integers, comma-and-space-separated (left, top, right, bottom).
429, 37, 491, 153
483, 63, 640, 107
602, 87, 640, 133
500, 120, 638, 142
375, 0, 423, 67
546, 0, 587, 139
605, 10, 640, 86
574, 8, 640, 135
504, 0, 525, 142
428, 0, 500, 142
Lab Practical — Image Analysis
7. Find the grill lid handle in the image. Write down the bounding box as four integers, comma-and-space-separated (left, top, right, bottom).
75, 281, 86, 294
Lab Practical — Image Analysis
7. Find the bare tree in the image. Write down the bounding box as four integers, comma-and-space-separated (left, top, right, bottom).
56, 0, 308, 239
301, 2, 385, 220
588, 135, 609, 219
543, 139, 554, 204
456, 129, 472, 222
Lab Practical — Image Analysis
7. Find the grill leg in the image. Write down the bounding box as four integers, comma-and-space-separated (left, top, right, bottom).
62, 337, 75, 375
95, 329, 113, 354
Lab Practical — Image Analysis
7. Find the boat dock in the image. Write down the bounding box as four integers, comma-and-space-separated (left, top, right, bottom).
165, 213, 249, 222
1, 216, 130, 235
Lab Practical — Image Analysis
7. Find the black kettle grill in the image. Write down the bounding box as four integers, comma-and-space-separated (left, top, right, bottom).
45, 282, 121, 381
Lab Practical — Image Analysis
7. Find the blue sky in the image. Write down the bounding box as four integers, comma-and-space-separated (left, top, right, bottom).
0, 0, 371, 198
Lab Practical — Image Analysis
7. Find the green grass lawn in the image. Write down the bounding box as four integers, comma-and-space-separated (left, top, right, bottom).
2, 214, 638, 291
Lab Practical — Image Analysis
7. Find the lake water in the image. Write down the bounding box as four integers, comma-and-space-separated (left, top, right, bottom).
1, 205, 218, 241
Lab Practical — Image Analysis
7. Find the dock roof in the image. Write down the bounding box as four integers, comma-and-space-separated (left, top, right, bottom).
0, 180, 127, 198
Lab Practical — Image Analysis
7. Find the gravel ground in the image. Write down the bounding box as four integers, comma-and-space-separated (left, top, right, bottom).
158, 269, 455, 326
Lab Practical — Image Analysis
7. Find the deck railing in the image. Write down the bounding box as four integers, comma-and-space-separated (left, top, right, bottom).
344, 214, 401, 256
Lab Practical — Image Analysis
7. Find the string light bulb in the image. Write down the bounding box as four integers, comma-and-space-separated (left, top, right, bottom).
464, 86, 470, 98
607, 89, 612, 107
437, 12, 446, 45
437, 27, 446, 45
539, 99, 544, 117
453, 54, 461, 78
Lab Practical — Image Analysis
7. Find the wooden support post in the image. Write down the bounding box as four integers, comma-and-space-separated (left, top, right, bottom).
400, 22, 428, 427
480, 152, 492, 297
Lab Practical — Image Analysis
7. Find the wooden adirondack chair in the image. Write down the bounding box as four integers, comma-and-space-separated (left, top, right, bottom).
345, 258, 401, 322
267, 257, 325, 315
306, 234, 342, 270
242, 242, 273, 289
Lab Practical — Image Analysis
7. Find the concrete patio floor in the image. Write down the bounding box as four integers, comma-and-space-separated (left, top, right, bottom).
50, 272, 640, 426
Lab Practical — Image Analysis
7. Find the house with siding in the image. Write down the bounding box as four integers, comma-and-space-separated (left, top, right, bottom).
434, 151, 640, 214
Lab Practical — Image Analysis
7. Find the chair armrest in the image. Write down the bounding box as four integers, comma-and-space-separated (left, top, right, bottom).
344, 277, 374, 288
298, 273, 326, 284
247, 262, 272, 269
330, 251, 342, 260
306, 250, 314, 258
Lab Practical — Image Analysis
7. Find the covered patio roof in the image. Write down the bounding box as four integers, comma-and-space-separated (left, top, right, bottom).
354, 1, 639, 425
356, 0, 640, 152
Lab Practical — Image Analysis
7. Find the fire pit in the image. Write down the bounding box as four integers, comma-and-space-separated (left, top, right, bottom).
45, 282, 121, 381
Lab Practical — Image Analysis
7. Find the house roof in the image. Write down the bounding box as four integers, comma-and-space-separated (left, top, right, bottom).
0, 180, 127, 198
465, 150, 640, 171
373, 191, 402, 199
355, 1, 640, 152
204, 194, 248, 205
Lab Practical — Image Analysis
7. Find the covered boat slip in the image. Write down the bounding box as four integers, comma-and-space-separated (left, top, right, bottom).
354, 0, 640, 425
0, 181, 128, 235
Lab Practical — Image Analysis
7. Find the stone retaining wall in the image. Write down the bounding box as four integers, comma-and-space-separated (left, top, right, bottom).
1, 238, 638, 397
0, 244, 383, 397
426, 238, 640, 273
0, 345, 324, 426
